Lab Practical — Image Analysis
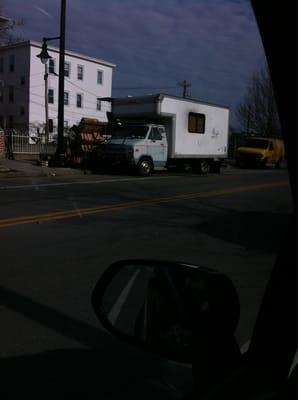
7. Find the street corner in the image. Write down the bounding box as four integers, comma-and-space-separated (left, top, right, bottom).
0, 164, 27, 178
0, 158, 87, 179
43, 167, 87, 178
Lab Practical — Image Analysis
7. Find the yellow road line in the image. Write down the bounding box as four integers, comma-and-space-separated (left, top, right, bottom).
0, 181, 288, 229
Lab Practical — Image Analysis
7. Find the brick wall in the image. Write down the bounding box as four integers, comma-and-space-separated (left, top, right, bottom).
0, 131, 5, 159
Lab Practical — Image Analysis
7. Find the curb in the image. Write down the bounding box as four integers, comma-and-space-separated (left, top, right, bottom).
0, 169, 87, 179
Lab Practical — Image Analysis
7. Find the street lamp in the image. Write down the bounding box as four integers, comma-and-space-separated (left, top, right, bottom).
37, 38, 56, 146
36, 0, 66, 166
37, 39, 53, 64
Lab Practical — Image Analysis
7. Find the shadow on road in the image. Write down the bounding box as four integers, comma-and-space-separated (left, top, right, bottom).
196, 210, 291, 252
0, 285, 191, 398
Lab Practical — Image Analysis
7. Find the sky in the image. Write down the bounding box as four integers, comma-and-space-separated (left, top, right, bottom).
2, 0, 266, 128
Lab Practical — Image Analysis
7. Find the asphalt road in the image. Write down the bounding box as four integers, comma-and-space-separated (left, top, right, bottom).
0, 167, 292, 363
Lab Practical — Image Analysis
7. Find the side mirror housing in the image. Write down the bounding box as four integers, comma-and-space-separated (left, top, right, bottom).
92, 260, 240, 364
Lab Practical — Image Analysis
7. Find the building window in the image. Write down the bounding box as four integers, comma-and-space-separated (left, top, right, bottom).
0, 87, 3, 102
77, 65, 83, 80
9, 86, 14, 102
64, 62, 70, 77
64, 120, 68, 129
49, 59, 55, 74
76, 93, 82, 108
48, 89, 54, 104
0, 116, 3, 128
20, 106, 25, 116
96, 98, 101, 111
64, 91, 69, 105
20, 76, 25, 85
97, 70, 103, 84
9, 55, 15, 72
0, 58, 3, 73
188, 112, 206, 134
48, 119, 54, 133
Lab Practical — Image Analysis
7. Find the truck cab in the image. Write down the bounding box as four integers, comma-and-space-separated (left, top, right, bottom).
96, 123, 168, 176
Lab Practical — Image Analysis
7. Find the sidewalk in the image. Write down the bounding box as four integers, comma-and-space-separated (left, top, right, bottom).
0, 158, 86, 178
0, 158, 237, 179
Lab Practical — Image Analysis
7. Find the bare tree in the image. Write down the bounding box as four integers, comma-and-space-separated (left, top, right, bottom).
0, 2, 23, 45
237, 66, 281, 137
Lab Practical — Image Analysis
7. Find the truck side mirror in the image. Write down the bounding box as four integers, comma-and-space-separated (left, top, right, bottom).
92, 259, 240, 363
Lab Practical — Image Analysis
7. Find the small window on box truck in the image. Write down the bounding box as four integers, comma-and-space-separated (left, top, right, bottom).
188, 112, 205, 134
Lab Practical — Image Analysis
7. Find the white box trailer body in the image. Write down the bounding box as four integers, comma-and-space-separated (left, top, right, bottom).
111, 94, 229, 160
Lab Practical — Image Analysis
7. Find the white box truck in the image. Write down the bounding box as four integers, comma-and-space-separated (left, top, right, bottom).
95, 94, 229, 176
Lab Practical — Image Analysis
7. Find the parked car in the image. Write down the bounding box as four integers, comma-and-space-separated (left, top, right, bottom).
235, 137, 285, 168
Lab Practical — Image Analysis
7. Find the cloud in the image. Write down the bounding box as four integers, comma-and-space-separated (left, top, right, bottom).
33, 6, 53, 19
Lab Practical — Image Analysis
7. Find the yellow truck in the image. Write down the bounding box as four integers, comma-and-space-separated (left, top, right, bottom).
235, 137, 285, 168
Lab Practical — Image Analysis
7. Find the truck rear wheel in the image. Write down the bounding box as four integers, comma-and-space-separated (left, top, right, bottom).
137, 158, 153, 176
199, 160, 210, 175
275, 158, 282, 169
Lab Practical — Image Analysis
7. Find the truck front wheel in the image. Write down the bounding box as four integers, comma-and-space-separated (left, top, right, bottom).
137, 158, 153, 176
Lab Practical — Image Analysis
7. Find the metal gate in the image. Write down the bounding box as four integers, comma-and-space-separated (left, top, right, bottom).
5, 132, 56, 155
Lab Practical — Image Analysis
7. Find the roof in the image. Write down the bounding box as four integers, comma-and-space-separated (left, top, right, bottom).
0, 40, 116, 68
113, 93, 229, 110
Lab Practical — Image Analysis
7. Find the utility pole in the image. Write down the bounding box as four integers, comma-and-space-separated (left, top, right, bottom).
44, 63, 49, 145
37, 0, 67, 166
178, 80, 192, 98
57, 0, 66, 164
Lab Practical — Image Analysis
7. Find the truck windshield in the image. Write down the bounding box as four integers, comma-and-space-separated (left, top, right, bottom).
243, 138, 269, 149
111, 126, 148, 139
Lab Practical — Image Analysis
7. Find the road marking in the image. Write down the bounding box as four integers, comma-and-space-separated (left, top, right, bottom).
108, 269, 140, 325
289, 348, 298, 376
0, 181, 288, 229
0, 175, 177, 190
240, 340, 250, 354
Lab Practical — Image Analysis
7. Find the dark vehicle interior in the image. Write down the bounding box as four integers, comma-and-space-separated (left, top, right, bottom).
0, 1, 297, 399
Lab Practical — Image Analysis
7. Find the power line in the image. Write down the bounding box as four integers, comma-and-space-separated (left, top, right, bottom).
64, 77, 108, 99
13, 85, 111, 111
113, 86, 177, 90
34, 75, 112, 102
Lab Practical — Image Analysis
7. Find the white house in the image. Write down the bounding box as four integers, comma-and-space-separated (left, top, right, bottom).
0, 40, 116, 134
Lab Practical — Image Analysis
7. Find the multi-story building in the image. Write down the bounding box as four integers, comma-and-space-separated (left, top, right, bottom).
0, 40, 116, 134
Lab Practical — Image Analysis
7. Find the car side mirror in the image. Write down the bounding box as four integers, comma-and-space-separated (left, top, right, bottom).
92, 260, 240, 363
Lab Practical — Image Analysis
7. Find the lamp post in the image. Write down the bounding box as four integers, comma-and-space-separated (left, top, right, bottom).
37, 39, 54, 145
44, 62, 49, 145
57, 0, 66, 165
37, 0, 66, 165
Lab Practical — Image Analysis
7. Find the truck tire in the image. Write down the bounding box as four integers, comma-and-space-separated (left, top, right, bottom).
199, 160, 210, 175
275, 158, 282, 169
137, 158, 153, 176
261, 158, 268, 169
183, 163, 193, 173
